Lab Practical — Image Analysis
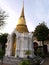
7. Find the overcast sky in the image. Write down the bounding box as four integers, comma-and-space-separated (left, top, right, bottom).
0, 0, 49, 34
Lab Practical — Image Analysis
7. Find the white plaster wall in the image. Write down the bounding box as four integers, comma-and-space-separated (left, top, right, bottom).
5, 35, 12, 56
6, 31, 34, 58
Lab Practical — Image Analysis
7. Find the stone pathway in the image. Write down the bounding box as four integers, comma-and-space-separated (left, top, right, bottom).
0, 63, 12, 65
0, 56, 21, 65
0, 57, 49, 65
41, 58, 49, 65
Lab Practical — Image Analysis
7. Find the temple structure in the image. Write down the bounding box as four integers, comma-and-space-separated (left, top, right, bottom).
5, 2, 34, 58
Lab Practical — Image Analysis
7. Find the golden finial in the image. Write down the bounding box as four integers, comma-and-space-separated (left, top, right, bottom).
20, 0, 24, 17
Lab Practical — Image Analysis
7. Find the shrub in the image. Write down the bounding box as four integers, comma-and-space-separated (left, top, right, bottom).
19, 59, 31, 65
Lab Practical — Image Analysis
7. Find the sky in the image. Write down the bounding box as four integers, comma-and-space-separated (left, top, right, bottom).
0, 0, 49, 34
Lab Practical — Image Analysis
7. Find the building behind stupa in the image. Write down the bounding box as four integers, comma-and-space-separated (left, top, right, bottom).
5, 2, 34, 58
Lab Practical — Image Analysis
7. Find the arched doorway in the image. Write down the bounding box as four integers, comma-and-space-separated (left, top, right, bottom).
11, 33, 16, 56
33, 42, 38, 55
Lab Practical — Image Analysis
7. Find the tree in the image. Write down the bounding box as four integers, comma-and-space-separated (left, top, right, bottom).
33, 22, 49, 55
46, 29, 49, 40
0, 33, 8, 65
0, 33, 8, 51
0, 8, 7, 29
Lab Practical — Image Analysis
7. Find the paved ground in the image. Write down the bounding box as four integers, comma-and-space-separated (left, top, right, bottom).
41, 58, 49, 65
0, 63, 12, 65
0, 57, 49, 65
0, 62, 17, 65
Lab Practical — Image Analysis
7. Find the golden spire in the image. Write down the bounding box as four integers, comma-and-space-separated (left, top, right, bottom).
20, 0, 24, 17
16, 0, 28, 33
17, 0, 26, 25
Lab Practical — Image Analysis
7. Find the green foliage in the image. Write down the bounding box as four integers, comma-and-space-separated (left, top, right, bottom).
0, 9, 8, 29
25, 50, 31, 55
0, 33, 8, 44
33, 22, 48, 42
19, 60, 31, 65
0, 48, 5, 59
0, 33, 8, 55
25, 50, 31, 58
0, 33, 8, 65
0, 48, 2, 59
